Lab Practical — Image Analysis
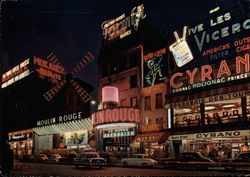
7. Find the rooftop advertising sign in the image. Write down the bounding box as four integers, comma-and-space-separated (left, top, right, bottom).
101, 4, 146, 41
169, 3, 249, 71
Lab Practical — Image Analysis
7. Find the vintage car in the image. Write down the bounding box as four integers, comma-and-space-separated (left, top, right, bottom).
220, 151, 250, 171
121, 154, 157, 168
74, 152, 106, 168
159, 152, 214, 170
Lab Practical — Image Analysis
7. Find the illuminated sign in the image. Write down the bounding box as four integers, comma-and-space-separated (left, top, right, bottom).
136, 136, 158, 142
143, 48, 167, 87
103, 128, 135, 138
169, 90, 250, 108
169, 53, 250, 93
36, 112, 83, 127
9, 133, 32, 141
168, 130, 250, 140
169, 26, 194, 67
92, 108, 140, 126
169, 3, 249, 71
1, 59, 30, 88
102, 86, 119, 103
34, 57, 65, 81
101, 4, 146, 41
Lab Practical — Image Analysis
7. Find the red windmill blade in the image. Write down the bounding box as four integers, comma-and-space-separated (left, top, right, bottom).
71, 79, 91, 103
43, 80, 67, 101
71, 52, 94, 76
43, 51, 94, 102
47, 52, 67, 73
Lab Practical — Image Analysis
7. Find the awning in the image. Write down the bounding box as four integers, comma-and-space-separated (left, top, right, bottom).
33, 118, 92, 135
134, 132, 167, 144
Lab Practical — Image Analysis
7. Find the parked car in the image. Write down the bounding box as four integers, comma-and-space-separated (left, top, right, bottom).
175, 152, 214, 170
121, 154, 157, 168
74, 152, 106, 168
34, 154, 48, 162
220, 151, 250, 171
59, 153, 78, 163
47, 153, 62, 163
19, 155, 35, 163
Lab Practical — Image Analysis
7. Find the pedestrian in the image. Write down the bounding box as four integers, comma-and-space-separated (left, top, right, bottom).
206, 116, 211, 125
2, 142, 14, 177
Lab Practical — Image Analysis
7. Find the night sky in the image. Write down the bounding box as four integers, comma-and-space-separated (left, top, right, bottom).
0, 0, 240, 98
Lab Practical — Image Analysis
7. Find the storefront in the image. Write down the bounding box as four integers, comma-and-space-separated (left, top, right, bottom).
168, 129, 250, 159
8, 129, 33, 159
92, 107, 140, 154
33, 112, 94, 155
132, 132, 168, 158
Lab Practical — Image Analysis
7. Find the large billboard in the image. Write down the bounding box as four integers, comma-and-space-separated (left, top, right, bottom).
168, 2, 250, 94
169, 2, 249, 71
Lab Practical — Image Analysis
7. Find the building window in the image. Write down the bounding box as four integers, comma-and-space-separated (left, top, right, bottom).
145, 96, 151, 110
156, 117, 163, 124
121, 99, 127, 106
130, 75, 138, 88
156, 93, 163, 108
130, 97, 137, 107
148, 119, 152, 125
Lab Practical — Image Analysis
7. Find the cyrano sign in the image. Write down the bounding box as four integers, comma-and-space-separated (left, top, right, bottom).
92, 108, 140, 126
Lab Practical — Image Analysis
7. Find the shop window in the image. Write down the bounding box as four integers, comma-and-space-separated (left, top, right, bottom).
145, 96, 151, 110
156, 93, 163, 108
130, 97, 137, 107
148, 118, 152, 125
130, 75, 138, 88
144, 117, 149, 125
204, 98, 241, 125
156, 117, 163, 124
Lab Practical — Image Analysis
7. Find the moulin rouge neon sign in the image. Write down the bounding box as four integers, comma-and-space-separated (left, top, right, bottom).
170, 53, 250, 93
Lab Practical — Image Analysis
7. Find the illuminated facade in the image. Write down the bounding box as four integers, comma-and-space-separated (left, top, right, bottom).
166, 1, 250, 159
96, 4, 168, 157
1, 56, 94, 158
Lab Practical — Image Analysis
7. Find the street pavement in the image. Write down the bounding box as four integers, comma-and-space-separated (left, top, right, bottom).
10, 162, 250, 176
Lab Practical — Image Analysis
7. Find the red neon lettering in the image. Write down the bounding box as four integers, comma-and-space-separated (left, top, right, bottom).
170, 73, 184, 88
217, 60, 231, 78
135, 110, 140, 122
186, 68, 198, 84
201, 65, 212, 81
236, 54, 249, 74
112, 109, 119, 122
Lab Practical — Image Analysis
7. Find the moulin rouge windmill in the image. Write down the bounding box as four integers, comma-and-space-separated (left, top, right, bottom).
43, 52, 94, 103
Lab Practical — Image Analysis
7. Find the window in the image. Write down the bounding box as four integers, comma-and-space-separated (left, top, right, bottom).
148, 119, 152, 125
156, 117, 163, 124
121, 99, 127, 106
130, 97, 137, 107
145, 96, 151, 110
156, 93, 163, 108
130, 75, 138, 88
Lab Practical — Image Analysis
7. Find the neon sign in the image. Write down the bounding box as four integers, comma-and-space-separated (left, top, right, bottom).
170, 53, 250, 93
1, 59, 29, 83
143, 48, 167, 87
33, 57, 65, 81
101, 4, 146, 41
92, 108, 140, 126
